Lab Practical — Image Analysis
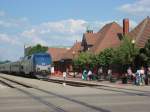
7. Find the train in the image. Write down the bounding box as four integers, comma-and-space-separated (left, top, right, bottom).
0, 53, 52, 79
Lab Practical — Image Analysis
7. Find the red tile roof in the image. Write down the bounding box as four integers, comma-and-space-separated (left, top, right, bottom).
62, 42, 82, 60
90, 22, 123, 54
128, 17, 150, 48
48, 17, 150, 62
82, 33, 97, 45
47, 48, 69, 62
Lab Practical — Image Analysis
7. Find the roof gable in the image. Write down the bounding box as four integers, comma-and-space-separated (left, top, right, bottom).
90, 22, 123, 53
128, 17, 150, 48
47, 48, 69, 62
82, 33, 97, 46
62, 42, 82, 60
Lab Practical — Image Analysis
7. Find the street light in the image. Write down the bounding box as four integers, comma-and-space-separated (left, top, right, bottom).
132, 39, 135, 44
131, 39, 135, 71
72, 51, 75, 77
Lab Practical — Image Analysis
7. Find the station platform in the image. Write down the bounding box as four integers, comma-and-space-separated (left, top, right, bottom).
1, 73, 150, 92
49, 75, 136, 89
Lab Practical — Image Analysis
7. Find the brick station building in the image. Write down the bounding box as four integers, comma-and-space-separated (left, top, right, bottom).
47, 47, 69, 75
48, 17, 150, 75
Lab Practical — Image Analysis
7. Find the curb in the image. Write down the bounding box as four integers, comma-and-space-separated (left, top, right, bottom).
49, 78, 113, 87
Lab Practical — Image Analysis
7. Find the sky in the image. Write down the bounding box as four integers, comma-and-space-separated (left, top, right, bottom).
0, 0, 150, 61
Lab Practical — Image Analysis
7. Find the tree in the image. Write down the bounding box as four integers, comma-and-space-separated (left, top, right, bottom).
26, 44, 48, 56
112, 36, 139, 66
96, 48, 114, 67
0, 60, 11, 64
73, 48, 114, 71
138, 39, 150, 66
73, 52, 93, 70
73, 36, 139, 73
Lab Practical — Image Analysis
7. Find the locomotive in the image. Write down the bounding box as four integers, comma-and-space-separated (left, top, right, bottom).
0, 53, 52, 79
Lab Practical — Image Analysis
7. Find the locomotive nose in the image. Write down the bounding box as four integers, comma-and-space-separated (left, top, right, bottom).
36, 64, 51, 72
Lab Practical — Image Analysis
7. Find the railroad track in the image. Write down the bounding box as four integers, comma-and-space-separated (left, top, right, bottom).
1, 74, 150, 97
0, 76, 111, 112
1, 74, 150, 112
0, 76, 68, 112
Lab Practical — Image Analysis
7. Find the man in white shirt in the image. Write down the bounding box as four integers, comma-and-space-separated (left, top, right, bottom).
88, 70, 93, 80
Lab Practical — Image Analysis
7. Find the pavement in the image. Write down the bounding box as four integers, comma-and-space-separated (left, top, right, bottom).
49, 74, 150, 92
1, 73, 150, 112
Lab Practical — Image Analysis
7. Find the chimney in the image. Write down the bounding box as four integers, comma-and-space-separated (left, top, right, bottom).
86, 25, 93, 33
87, 30, 93, 33
76, 40, 78, 43
123, 18, 129, 35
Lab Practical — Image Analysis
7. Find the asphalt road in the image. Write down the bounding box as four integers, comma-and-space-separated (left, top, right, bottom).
0, 74, 150, 112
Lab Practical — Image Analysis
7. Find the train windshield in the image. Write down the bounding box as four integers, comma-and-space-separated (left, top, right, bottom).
34, 54, 52, 65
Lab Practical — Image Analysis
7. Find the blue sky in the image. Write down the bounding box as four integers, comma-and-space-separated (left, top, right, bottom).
0, 0, 150, 61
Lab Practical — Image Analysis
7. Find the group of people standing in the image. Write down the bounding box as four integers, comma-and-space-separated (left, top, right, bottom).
82, 67, 112, 81
81, 66, 150, 86
126, 66, 150, 85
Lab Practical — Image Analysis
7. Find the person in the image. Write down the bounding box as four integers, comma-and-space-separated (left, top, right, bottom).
92, 67, 97, 80
127, 67, 133, 82
135, 70, 141, 86
82, 69, 87, 80
97, 67, 103, 80
140, 66, 145, 85
51, 66, 55, 76
63, 71, 67, 81
107, 68, 112, 81
66, 68, 69, 76
145, 67, 150, 85
132, 73, 136, 85
147, 67, 150, 85
87, 69, 93, 80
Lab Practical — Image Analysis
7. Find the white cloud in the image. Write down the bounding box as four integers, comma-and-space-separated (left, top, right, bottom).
118, 0, 150, 16
39, 19, 87, 34
0, 33, 21, 45
0, 15, 139, 61
0, 20, 15, 27
21, 19, 88, 46
0, 17, 29, 28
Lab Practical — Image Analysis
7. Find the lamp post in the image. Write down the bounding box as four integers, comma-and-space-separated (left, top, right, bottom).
131, 39, 135, 45
131, 39, 135, 70
72, 51, 75, 77
131, 39, 135, 53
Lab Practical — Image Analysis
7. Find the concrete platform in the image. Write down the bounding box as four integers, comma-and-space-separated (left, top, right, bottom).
1, 73, 150, 112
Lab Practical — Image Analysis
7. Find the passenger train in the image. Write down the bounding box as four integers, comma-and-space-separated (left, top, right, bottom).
0, 53, 52, 79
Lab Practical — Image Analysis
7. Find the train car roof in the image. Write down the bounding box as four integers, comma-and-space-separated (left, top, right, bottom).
33, 52, 50, 56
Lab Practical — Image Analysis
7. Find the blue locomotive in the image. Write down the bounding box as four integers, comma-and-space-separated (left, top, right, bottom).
0, 53, 52, 79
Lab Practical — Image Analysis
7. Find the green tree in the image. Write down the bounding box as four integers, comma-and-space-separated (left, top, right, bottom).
96, 48, 114, 67
0, 60, 11, 64
26, 44, 48, 56
73, 48, 114, 71
73, 52, 92, 70
112, 36, 139, 66
138, 39, 150, 66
